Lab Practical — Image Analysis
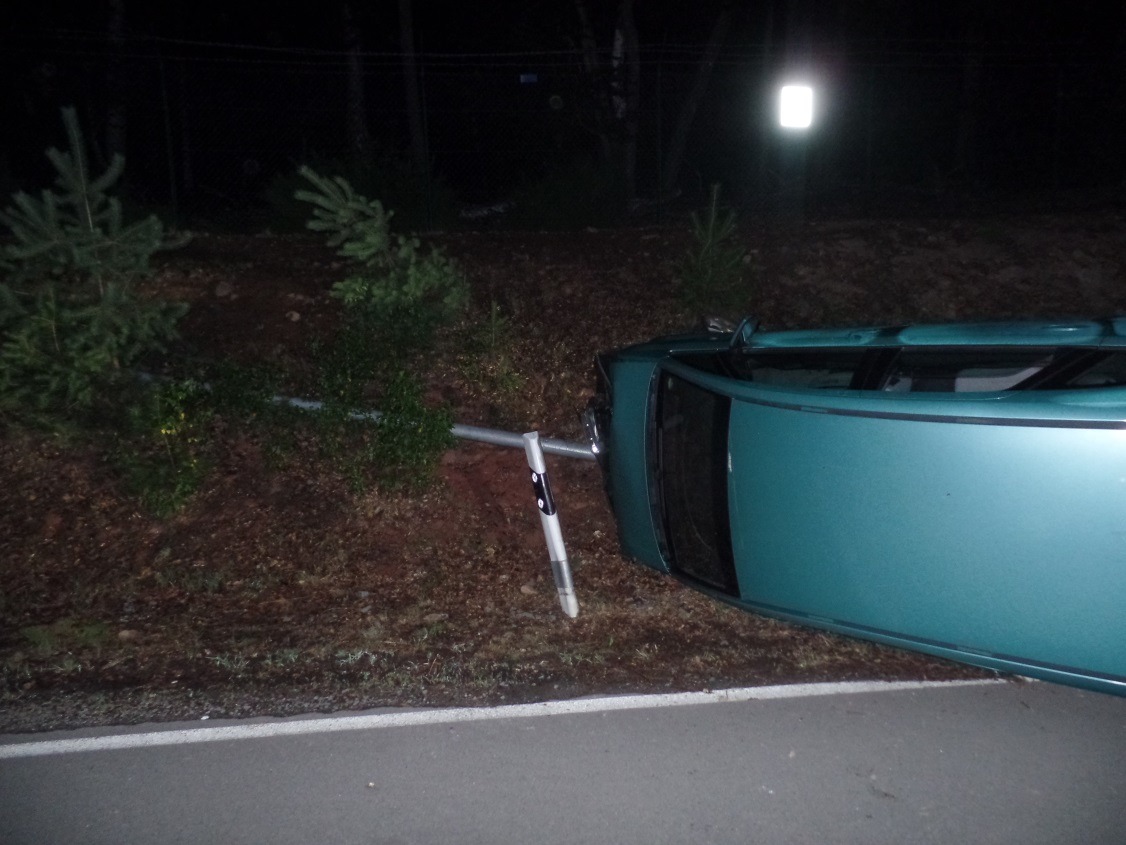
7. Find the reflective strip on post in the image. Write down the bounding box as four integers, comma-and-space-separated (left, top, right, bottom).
522, 431, 580, 618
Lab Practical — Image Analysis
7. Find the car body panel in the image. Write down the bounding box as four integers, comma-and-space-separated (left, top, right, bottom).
594, 320, 1126, 696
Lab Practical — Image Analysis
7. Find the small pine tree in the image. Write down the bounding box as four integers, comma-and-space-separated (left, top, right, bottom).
295, 166, 468, 348
676, 183, 752, 315
0, 107, 187, 422
295, 166, 462, 492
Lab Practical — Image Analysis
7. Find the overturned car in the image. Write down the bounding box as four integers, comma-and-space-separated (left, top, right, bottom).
584, 318, 1126, 696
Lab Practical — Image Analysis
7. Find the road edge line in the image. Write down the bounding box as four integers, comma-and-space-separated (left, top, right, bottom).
0, 678, 1006, 759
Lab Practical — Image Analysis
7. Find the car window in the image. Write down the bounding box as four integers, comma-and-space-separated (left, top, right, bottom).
719, 346, 1126, 392
724, 350, 866, 389
657, 374, 737, 594
1066, 352, 1126, 387
880, 349, 1054, 393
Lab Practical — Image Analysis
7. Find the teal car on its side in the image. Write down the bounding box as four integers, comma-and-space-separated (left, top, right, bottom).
584, 318, 1126, 696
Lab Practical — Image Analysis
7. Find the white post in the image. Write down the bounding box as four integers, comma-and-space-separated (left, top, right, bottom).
522, 431, 580, 618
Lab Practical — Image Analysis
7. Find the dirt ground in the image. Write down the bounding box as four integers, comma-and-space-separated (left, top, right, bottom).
3, 210, 1124, 733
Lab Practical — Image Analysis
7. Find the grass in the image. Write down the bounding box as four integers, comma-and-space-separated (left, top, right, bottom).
263, 648, 302, 668
20, 618, 112, 658
154, 564, 227, 594
208, 653, 251, 675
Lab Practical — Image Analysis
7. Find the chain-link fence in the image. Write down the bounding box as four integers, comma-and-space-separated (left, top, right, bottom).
4, 34, 1123, 229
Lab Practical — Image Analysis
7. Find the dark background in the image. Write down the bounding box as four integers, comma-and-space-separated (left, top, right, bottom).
2, 1, 1124, 227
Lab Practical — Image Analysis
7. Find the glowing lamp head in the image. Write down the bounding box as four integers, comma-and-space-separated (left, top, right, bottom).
779, 85, 813, 129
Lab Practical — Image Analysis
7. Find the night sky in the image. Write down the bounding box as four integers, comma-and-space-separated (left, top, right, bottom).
3, 1, 1124, 220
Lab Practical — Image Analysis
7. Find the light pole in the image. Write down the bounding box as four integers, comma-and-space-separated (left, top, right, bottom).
777, 82, 814, 220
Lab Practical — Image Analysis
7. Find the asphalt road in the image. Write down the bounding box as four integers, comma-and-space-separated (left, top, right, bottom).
2, 679, 1124, 845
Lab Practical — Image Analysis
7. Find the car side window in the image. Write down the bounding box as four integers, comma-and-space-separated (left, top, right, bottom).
879, 349, 1054, 393
1065, 352, 1126, 387
719, 347, 1126, 392
724, 350, 866, 389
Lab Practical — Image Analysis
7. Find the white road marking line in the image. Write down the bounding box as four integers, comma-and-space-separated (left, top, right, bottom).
0, 679, 1004, 759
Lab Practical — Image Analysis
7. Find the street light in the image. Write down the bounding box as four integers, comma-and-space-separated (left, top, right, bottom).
774, 83, 814, 220
779, 84, 814, 129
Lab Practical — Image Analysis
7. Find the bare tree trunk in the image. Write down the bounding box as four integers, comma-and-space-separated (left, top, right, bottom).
343, 1, 371, 157
105, 0, 127, 162
1113, 5, 1126, 183
573, 0, 641, 200
616, 0, 640, 202
177, 56, 194, 196
574, 0, 613, 163
661, 4, 732, 196
953, 5, 985, 182
399, 0, 429, 174
574, 0, 601, 77
755, 0, 778, 198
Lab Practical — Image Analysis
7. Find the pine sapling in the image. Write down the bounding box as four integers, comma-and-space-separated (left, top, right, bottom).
676, 183, 751, 314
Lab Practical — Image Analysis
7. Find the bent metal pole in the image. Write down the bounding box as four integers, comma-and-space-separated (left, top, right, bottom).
277, 393, 587, 616
453, 422, 594, 461
522, 431, 580, 618
277, 396, 596, 461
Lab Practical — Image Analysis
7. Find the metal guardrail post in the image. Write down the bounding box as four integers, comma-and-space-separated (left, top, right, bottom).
522, 431, 580, 618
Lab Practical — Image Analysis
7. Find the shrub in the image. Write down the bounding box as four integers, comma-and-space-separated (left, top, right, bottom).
305, 360, 454, 495
455, 300, 528, 427
314, 319, 385, 413
115, 378, 212, 517
198, 358, 280, 421
369, 370, 454, 492
0, 107, 187, 425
